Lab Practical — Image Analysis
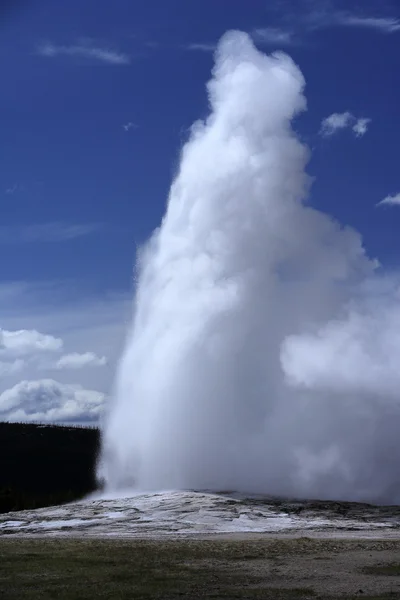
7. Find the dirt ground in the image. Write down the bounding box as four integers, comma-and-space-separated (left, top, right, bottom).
1, 535, 400, 599
201, 534, 400, 598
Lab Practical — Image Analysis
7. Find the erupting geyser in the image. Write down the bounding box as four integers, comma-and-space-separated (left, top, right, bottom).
99, 31, 400, 504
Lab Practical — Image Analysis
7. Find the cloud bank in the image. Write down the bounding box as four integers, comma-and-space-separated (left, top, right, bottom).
0, 324, 107, 423
0, 379, 105, 423
0, 283, 131, 425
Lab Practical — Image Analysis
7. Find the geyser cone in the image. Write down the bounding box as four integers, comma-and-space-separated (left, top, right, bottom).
98, 31, 400, 504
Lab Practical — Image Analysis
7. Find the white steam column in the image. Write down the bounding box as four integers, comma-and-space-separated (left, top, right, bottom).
98, 31, 400, 505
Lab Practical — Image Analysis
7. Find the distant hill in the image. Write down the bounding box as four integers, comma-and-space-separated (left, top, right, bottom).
0, 422, 100, 514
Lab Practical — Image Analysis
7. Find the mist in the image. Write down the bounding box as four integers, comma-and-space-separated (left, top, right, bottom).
99, 31, 400, 504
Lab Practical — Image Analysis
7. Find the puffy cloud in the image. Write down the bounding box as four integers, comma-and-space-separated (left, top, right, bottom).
56, 352, 107, 370
0, 379, 105, 424
0, 283, 128, 424
320, 111, 353, 136
377, 193, 400, 207
0, 328, 63, 357
352, 118, 371, 137
0, 325, 108, 383
320, 112, 371, 138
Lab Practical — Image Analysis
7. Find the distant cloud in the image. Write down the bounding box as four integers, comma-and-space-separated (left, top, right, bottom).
37, 41, 130, 65
186, 42, 216, 52
0, 326, 108, 377
320, 112, 353, 137
187, 28, 294, 53
278, 4, 400, 38
56, 352, 107, 370
123, 122, 137, 132
377, 193, 400, 207
0, 222, 101, 244
251, 27, 294, 45
0, 379, 105, 424
352, 118, 371, 138
0, 284, 127, 424
0, 328, 63, 358
320, 112, 371, 138
334, 15, 400, 34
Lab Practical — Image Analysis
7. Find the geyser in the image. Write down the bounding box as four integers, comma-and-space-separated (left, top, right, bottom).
99, 31, 400, 504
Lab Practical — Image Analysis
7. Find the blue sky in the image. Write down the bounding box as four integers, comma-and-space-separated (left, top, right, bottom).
0, 0, 399, 423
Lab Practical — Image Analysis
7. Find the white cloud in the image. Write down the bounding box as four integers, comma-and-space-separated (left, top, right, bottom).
186, 42, 216, 52
0, 280, 129, 422
123, 122, 136, 132
0, 323, 108, 382
251, 27, 294, 45
352, 117, 371, 137
335, 15, 400, 34
288, 4, 400, 37
0, 222, 101, 244
37, 42, 130, 65
377, 193, 400, 207
0, 379, 105, 424
319, 111, 353, 136
0, 328, 63, 357
56, 352, 107, 370
320, 112, 371, 138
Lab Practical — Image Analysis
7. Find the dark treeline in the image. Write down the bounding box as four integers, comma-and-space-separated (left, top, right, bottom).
0, 422, 100, 514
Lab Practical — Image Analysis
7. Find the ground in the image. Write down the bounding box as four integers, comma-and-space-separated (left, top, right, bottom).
1, 491, 400, 598
1, 536, 400, 599
1, 491, 400, 537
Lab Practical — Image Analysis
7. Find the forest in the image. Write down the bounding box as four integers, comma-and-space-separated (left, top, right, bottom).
0, 422, 99, 514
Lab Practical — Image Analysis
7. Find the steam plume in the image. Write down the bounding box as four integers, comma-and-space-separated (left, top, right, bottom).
99, 31, 400, 504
